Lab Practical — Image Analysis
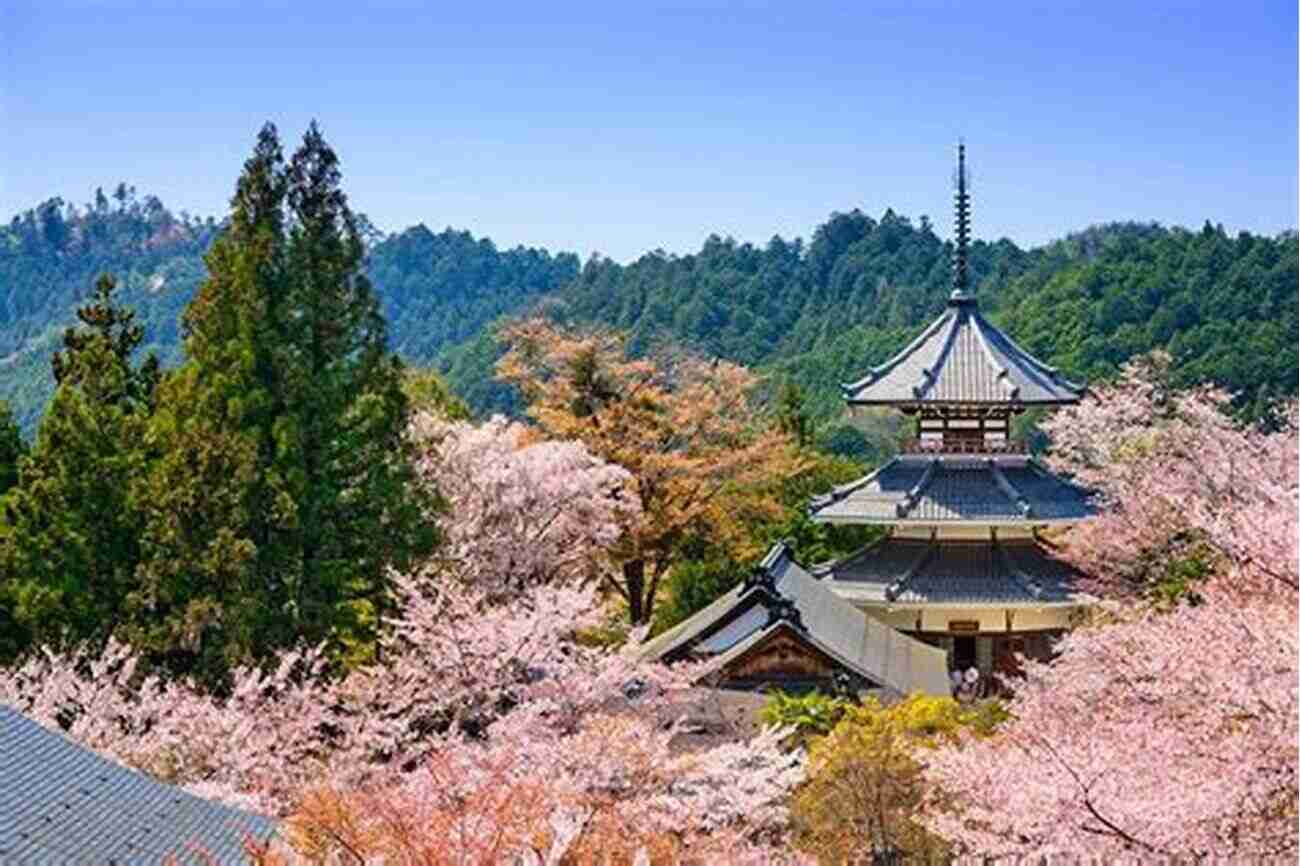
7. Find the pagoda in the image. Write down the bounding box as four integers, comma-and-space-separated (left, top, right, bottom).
808, 144, 1095, 681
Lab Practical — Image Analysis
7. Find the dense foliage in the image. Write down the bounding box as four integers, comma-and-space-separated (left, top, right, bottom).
0, 204, 575, 434
0, 125, 439, 681
371, 224, 579, 361
457, 211, 1297, 424
0, 128, 1296, 863
0, 275, 159, 659
2, 193, 1294, 434
498, 319, 804, 624
1, 408, 809, 865
793, 695, 1004, 864
0, 188, 217, 431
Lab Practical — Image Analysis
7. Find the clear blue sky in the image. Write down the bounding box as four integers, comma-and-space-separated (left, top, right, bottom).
2, 1, 1295, 261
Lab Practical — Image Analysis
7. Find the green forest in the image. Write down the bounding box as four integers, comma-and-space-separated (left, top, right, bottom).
2, 187, 1295, 438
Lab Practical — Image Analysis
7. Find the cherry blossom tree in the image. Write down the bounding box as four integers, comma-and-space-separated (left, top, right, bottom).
408, 412, 638, 595
923, 356, 1299, 860
2, 414, 808, 862
497, 319, 806, 624
1038, 351, 1297, 601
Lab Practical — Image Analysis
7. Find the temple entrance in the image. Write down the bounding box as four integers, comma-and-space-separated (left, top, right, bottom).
951, 636, 976, 672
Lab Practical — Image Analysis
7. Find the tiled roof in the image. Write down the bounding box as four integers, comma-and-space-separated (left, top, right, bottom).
808, 455, 1094, 525
817, 535, 1091, 607
0, 705, 276, 865
641, 543, 951, 697
842, 292, 1084, 406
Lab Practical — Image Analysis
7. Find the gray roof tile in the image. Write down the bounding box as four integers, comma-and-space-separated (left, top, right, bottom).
842, 293, 1084, 406
0, 705, 276, 865
808, 455, 1095, 525
641, 543, 951, 697
821, 535, 1091, 607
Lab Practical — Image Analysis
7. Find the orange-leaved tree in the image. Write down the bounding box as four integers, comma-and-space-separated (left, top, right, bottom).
497, 319, 805, 624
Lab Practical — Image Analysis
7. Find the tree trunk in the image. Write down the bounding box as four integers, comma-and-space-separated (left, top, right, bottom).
624, 558, 648, 624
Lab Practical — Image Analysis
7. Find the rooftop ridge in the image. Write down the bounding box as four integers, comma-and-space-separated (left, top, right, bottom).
911, 312, 962, 400
840, 310, 954, 396
895, 458, 940, 518
884, 532, 938, 602
992, 534, 1046, 601
988, 458, 1033, 518
970, 311, 1021, 401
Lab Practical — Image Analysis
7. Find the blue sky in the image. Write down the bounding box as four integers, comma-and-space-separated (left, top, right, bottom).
2, 1, 1295, 261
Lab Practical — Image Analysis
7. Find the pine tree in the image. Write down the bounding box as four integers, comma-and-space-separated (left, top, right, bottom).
134, 123, 435, 681
0, 274, 157, 660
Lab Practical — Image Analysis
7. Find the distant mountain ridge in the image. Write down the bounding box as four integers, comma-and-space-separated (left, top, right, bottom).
2, 189, 1295, 433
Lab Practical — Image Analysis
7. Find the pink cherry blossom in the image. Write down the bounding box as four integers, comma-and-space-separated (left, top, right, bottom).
924, 357, 1299, 860
3, 415, 807, 863
408, 412, 639, 596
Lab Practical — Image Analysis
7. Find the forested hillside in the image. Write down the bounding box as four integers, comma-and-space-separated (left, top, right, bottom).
2, 192, 1295, 432
0, 189, 218, 430
0, 194, 577, 431
529, 211, 1296, 423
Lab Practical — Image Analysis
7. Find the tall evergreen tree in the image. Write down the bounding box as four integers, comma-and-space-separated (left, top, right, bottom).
0, 402, 24, 497
0, 274, 157, 660
133, 123, 434, 680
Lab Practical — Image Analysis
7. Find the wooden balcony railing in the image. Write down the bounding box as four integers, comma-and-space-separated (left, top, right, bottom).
900, 437, 1029, 455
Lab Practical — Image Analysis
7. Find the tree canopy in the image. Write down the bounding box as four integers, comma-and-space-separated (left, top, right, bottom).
1, 196, 1293, 436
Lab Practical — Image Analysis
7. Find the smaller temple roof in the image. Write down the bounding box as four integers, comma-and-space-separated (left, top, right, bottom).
807, 454, 1095, 525
813, 533, 1091, 609
640, 542, 952, 697
0, 705, 276, 864
840, 291, 1085, 407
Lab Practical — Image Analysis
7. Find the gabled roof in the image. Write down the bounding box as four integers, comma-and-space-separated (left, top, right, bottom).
807, 454, 1095, 525
813, 533, 1092, 608
0, 705, 276, 865
841, 291, 1084, 406
641, 543, 951, 697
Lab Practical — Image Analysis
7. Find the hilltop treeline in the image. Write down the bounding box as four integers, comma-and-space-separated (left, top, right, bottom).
530, 211, 1296, 423
1, 190, 1295, 432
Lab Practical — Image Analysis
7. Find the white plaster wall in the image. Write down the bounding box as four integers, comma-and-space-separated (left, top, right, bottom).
919, 607, 1005, 632
862, 607, 921, 631
862, 603, 1080, 634
1009, 607, 1077, 631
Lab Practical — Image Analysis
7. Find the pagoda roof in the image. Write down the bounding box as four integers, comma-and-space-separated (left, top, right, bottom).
841, 291, 1084, 407
813, 534, 1092, 608
0, 705, 276, 864
807, 454, 1095, 526
640, 542, 951, 697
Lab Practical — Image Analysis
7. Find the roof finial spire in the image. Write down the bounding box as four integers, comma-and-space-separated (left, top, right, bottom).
952, 140, 972, 302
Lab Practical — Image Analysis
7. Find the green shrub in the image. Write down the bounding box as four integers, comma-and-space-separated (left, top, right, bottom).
760, 690, 850, 746
792, 694, 1006, 864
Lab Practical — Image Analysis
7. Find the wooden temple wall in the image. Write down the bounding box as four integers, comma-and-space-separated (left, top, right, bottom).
725, 632, 835, 681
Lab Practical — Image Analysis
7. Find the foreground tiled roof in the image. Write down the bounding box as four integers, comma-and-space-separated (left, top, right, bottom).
0, 705, 276, 865
842, 291, 1084, 406
815, 534, 1091, 607
640, 543, 952, 697
807, 454, 1095, 525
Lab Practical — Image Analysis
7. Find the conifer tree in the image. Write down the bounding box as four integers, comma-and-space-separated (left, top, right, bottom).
133, 123, 434, 680
0, 402, 24, 497
0, 274, 157, 659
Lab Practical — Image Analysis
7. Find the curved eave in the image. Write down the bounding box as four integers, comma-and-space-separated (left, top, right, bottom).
840, 310, 956, 396
811, 515, 1088, 527
839, 595, 1094, 610
843, 396, 1082, 408
839, 301, 1086, 407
